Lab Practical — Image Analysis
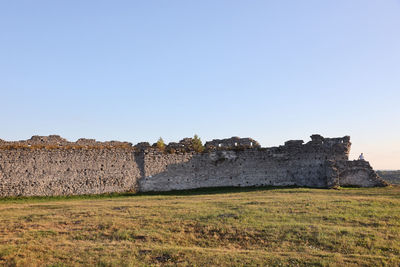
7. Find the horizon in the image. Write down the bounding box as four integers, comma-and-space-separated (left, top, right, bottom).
1, 1, 399, 170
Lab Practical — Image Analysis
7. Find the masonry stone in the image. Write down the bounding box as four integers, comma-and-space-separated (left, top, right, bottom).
0, 135, 388, 197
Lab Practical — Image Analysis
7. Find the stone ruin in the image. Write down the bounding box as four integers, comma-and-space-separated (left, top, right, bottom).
0, 134, 388, 197
205, 137, 261, 150
0, 135, 133, 149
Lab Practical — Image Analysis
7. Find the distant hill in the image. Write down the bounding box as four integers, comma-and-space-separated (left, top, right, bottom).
376, 170, 400, 184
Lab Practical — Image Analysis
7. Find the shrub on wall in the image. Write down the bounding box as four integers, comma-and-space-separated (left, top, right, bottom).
157, 137, 165, 152
192, 134, 204, 153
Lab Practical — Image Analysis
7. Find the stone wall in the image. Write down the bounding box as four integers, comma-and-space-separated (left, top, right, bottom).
138, 135, 362, 192
0, 148, 140, 197
335, 160, 387, 187
138, 149, 329, 192
0, 135, 388, 197
205, 137, 261, 150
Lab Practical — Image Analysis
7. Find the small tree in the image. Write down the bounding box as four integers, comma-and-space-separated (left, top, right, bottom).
156, 137, 165, 151
192, 134, 204, 152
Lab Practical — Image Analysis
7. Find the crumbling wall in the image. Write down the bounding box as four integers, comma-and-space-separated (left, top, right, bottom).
335, 160, 388, 187
0, 134, 387, 197
138, 135, 353, 192
137, 149, 331, 192
0, 135, 133, 149
205, 137, 260, 150
0, 148, 140, 197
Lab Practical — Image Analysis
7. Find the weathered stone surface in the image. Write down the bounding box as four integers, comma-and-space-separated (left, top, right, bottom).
0, 134, 387, 197
284, 140, 304, 147
138, 135, 361, 192
335, 160, 388, 187
76, 138, 97, 145
164, 138, 196, 153
134, 142, 151, 151
0, 149, 140, 197
28, 135, 69, 145
205, 137, 261, 150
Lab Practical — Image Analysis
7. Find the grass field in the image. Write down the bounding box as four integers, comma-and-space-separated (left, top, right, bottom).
0, 186, 399, 266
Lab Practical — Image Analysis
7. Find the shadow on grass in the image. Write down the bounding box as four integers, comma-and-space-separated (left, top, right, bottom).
135, 185, 304, 196
0, 185, 308, 203
0, 184, 395, 204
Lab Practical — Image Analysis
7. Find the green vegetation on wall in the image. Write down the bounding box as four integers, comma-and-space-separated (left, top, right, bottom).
156, 137, 165, 152
192, 134, 204, 153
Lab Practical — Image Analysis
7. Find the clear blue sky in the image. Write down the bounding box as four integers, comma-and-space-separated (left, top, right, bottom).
1, 1, 399, 169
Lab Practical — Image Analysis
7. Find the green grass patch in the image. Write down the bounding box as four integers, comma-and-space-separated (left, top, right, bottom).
0, 186, 399, 266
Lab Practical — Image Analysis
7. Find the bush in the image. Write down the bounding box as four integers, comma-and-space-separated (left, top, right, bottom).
192, 134, 204, 153
157, 137, 165, 151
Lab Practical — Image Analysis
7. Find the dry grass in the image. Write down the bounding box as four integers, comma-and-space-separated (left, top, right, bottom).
0, 186, 399, 266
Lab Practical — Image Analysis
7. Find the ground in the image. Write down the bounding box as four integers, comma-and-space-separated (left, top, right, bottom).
0, 186, 399, 266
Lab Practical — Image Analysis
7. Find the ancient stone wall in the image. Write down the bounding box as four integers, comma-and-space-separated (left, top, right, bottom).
0, 148, 140, 197
138, 149, 328, 192
0, 135, 387, 197
335, 160, 387, 187
205, 137, 261, 150
138, 135, 353, 192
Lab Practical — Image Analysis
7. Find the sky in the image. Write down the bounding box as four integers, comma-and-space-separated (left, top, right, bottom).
0, 1, 399, 169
